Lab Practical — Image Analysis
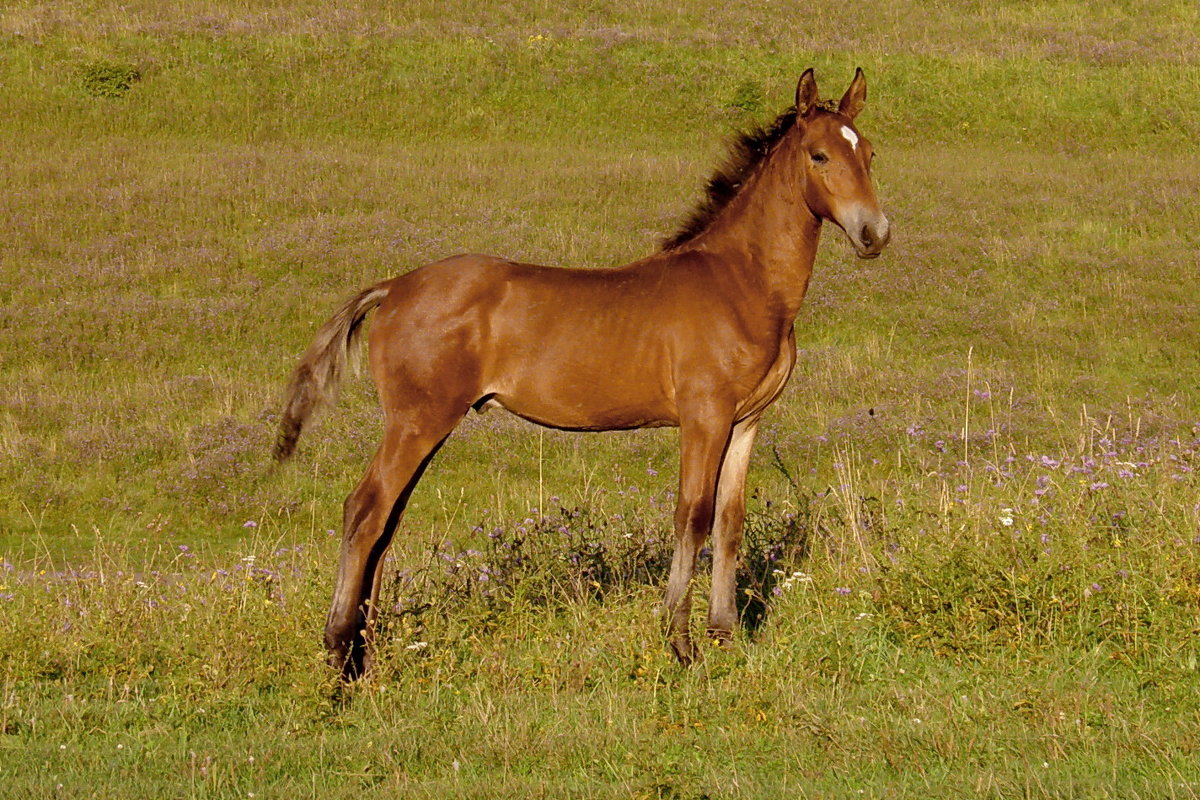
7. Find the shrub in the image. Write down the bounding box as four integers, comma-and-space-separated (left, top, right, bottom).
80, 62, 141, 97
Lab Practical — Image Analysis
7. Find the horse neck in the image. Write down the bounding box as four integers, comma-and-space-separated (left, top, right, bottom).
691, 136, 821, 319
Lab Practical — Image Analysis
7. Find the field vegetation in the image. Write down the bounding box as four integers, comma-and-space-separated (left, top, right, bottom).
2, 1, 1199, 796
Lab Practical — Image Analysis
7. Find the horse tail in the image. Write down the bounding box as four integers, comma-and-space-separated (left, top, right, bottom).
274, 283, 390, 461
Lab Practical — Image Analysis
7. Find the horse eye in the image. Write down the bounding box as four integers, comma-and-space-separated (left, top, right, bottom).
811, 152, 828, 165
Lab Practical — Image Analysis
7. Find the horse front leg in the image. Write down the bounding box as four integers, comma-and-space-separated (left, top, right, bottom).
706, 418, 759, 644
663, 410, 734, 665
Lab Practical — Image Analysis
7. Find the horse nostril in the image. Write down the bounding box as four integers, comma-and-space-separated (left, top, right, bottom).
860, 224, 874, 249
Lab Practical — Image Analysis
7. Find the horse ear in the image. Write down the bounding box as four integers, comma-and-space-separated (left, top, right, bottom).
838, 67, 867, 120
795, 68, 818, 115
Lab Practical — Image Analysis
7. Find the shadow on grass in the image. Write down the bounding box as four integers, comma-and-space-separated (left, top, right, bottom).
735, 494, 814, 637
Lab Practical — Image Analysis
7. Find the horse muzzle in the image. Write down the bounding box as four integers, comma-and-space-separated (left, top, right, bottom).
847, 212, 891, 259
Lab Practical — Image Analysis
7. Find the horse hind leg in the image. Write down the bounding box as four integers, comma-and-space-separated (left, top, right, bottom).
325, 410, 462, 680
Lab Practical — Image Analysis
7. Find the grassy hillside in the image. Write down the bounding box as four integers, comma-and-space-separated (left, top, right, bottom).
2, 1, 1199, 797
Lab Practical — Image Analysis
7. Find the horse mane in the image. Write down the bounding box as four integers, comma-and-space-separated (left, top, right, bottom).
661, 100, 839, 252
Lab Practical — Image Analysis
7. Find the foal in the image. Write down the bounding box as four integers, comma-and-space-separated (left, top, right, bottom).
276, 68, 890, 678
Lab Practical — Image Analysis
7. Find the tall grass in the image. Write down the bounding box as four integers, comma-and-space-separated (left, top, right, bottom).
2, 0, 1199, 796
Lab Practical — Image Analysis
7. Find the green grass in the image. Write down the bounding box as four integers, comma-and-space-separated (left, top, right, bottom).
2, 1, 1200, 796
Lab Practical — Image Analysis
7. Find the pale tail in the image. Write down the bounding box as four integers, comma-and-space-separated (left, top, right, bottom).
274, 284, 389, 461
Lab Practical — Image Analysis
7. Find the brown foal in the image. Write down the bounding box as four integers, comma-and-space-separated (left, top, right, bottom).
275, 68, 890, 678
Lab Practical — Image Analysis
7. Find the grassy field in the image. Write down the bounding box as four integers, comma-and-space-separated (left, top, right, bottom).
2, 1, 1200, 796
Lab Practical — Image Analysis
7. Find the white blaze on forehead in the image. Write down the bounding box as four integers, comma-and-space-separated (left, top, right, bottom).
840, 125, 859, 150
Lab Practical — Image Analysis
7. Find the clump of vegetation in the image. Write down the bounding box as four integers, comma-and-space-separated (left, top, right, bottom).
79, 61, 140, 97
374, 498, 812, 654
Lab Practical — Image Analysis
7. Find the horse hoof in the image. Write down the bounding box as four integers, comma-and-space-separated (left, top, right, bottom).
670, 638, 699, 666
705, 629, 733, 649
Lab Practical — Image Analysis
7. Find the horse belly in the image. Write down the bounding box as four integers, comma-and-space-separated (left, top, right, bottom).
483, 338, 677, 431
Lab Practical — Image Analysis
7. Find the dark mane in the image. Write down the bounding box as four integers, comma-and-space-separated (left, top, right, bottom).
661, 106, 806, 251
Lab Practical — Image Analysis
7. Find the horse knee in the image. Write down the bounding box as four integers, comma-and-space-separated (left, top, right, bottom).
674, 496, 714, 542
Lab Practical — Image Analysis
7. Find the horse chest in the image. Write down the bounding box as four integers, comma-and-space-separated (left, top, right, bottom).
735, 332, 797, 420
